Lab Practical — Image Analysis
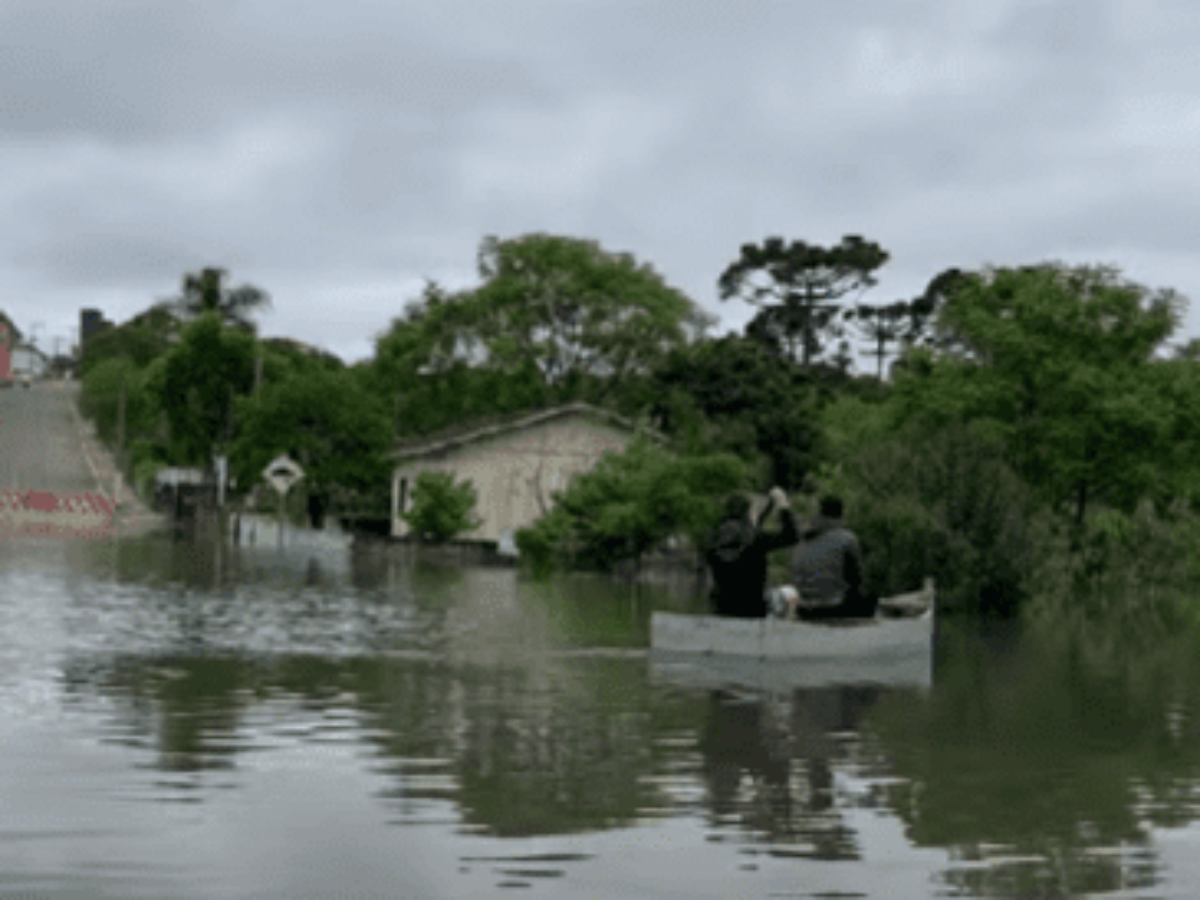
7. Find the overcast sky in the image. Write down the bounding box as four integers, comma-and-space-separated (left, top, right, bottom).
2, 0, 1198, 366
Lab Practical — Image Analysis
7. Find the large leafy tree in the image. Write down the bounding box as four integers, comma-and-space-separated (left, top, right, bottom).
892, 262, 1186, 524
79, 356, 158, 447
718, 235, 889, 368
145, 313, 257, 467
232, 366, 393, 523
369, 236, 709, 428
471, 233, 710, 393
170, 267, 271, 332
79, 302, 180, 378
843, 294, 939, 380
648, 334, 826, 490
369, 281, 550, 436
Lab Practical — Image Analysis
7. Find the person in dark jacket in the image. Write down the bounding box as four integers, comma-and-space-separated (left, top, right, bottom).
704, 487, 800, 618
790, 495, 876, 618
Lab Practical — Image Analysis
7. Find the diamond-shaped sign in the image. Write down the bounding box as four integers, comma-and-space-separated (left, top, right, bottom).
263, 454, 304, 496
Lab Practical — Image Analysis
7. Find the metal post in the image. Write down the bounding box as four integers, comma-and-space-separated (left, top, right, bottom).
115, 374, 127, 502
117, 373, 126, 453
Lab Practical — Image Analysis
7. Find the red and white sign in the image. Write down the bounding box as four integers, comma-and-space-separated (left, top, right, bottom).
0, 490, 115, 539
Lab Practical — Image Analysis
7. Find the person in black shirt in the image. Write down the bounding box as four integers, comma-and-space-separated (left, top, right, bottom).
703, 487, 800, 618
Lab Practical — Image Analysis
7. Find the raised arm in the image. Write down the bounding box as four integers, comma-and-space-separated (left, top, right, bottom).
759, 487, 800, 552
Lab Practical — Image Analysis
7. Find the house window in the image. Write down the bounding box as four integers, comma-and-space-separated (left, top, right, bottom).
399, 477, 409, 513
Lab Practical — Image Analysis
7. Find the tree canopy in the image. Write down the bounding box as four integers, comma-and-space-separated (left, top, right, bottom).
232, 366, 393, 517
370, 235, 710, 430
718, 235, 889, 367
891, 262, 1188, 523
170, 267, 271, 332
79, 302, 180, 378
648, 334, 828, 490
145, 313, 257, 467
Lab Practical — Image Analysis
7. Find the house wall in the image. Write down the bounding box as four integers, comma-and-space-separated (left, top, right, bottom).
11, 346, 46, 377
391, 413, 636, 543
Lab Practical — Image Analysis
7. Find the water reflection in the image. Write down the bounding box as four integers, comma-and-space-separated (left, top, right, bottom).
868, 617, 1200, 896
697, 685, 896, 860
7, 530, 1200, 896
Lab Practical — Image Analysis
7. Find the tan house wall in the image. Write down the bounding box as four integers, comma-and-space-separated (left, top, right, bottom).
391, 412, 637, 544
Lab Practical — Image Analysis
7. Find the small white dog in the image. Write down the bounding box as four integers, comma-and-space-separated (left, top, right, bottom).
766, 585, 801, 620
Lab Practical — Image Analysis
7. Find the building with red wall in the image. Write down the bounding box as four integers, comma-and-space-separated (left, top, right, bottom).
0, 323, 11, 382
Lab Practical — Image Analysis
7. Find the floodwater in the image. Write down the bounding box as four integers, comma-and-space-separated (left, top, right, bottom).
3, 530, 1200, 899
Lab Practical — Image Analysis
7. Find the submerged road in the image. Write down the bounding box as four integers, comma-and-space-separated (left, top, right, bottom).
0, 380, 163, 537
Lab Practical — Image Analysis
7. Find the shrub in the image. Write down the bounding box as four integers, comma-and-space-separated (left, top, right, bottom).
516, 438, 746, 573
1028, 499, 1200, 633
814, 420, 1044, 615
401, 471, 482, 543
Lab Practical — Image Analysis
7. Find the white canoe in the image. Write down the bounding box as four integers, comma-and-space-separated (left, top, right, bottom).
649, 579, 935, 690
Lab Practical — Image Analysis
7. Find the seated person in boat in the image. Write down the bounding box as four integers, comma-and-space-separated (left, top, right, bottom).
703, 486, 799, 618
787, 495, 877, 618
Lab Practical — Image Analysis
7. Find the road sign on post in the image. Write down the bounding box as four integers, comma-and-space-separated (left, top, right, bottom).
263, 455, 304, 547
264, 455, 304, 496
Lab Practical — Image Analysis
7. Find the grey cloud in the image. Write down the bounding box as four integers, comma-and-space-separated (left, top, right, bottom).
2, 0, 1199, 367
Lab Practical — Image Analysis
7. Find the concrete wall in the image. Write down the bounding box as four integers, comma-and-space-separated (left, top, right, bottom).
391, 412, 636, 544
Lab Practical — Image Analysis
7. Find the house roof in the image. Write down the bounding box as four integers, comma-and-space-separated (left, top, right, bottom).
391, 402, 663, 461
12, 343, 48, 359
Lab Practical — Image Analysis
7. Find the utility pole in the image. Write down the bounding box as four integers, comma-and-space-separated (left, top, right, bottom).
116, 373, 127, 501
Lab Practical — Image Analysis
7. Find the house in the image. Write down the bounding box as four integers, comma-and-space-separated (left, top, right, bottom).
390, 403, 656, 547
11, 343, 48, 379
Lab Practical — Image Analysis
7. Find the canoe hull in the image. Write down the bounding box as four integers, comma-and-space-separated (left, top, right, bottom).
649, 607, 934, 689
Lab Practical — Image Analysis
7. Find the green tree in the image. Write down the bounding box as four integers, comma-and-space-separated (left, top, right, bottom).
516, 438, 746, 572
472, 233, 709, 394
79, 302, 180, 378
232, 367, 392, 523
369, 237, 709, 428
815, 417, 1044, 615
145, 313, 257, 468
169, 267, 271, 332
1142, 357, 1200, 512
892, 263, 1186, 524
648, 334, 824, 490
368, 281, 549, 436
843, 295, 938, 380
401, 471, 482, 543
79, 356, 158, 446
718, 235, 889, 368
258, 337, 344, 376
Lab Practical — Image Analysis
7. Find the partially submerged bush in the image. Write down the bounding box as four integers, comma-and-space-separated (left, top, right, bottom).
1029, 499, 1200, 633
401, 471, 482, 543
516, 438, 746, 573
815, 420, 1044, 615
